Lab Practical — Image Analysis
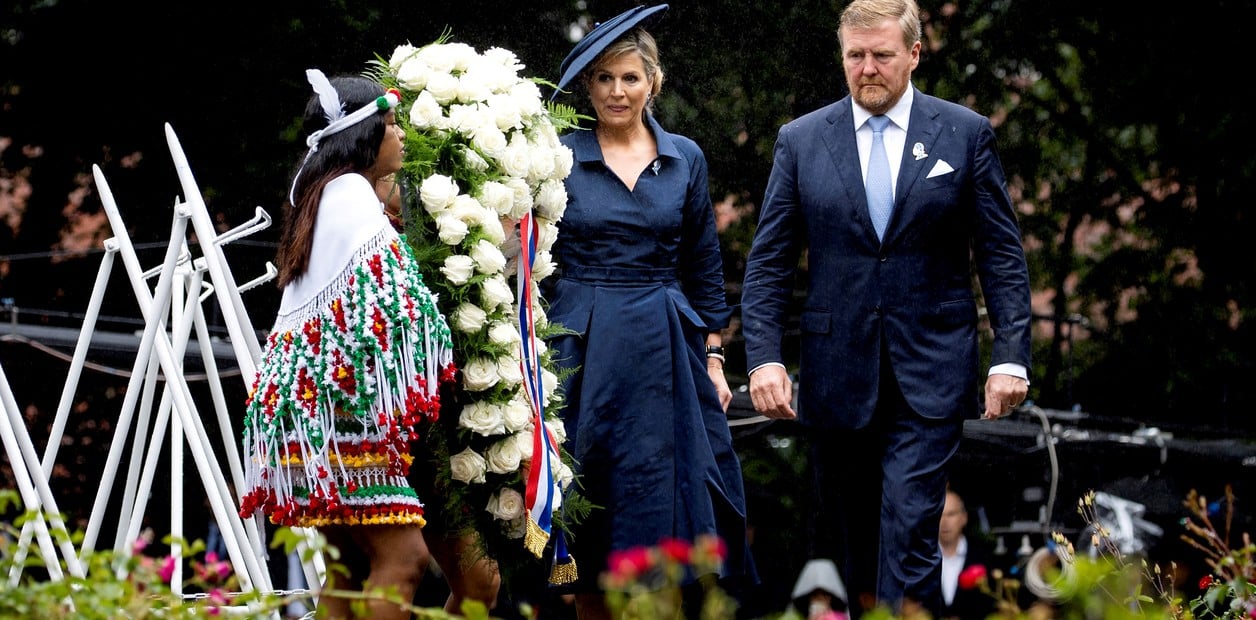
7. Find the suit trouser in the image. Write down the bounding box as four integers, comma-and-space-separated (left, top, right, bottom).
806, 353, 963, 617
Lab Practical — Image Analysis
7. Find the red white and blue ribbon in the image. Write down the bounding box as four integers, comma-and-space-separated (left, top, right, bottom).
518, 211, 565, 561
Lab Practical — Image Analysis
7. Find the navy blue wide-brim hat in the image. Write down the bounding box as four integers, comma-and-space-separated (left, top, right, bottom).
550, 3, 669, 100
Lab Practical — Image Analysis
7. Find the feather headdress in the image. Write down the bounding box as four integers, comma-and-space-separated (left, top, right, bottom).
287, 69, 403, 206
307, 68, 345, 125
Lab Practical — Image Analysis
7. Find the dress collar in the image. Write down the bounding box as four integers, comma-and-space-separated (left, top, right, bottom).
568, 113, 681, 163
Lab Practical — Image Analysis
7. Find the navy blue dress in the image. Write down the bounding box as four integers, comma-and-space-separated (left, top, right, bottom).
547, 115, 755, 590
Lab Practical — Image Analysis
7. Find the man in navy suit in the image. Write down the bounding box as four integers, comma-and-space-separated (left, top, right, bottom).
739, 0, 1031, 616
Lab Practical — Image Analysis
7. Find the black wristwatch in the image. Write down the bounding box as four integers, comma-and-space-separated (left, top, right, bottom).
705, 344, 725, 357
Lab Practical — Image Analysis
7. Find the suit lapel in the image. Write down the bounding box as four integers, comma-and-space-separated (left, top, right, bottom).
884, 90, 943, 243
820, 98, 878, 236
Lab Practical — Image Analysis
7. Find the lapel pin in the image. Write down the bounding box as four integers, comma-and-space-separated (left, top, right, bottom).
912, 142, 927, 161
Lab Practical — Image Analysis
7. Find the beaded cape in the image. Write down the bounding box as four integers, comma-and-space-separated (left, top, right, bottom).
239, 174, 456, 527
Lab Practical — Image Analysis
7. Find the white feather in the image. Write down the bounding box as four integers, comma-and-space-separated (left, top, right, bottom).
305, 68, 343, 123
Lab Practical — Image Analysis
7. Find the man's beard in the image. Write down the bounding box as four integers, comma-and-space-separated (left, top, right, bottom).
853, 82, 894, 114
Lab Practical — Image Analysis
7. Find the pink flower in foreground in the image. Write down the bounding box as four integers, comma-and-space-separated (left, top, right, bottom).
203, 588, 231, 615
194, 551, 234, 583
158, 555, 177, 583
958, 564, 988, 590
694, 533, 727, 562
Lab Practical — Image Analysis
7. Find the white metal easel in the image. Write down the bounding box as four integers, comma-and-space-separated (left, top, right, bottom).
1, 123, 325, 615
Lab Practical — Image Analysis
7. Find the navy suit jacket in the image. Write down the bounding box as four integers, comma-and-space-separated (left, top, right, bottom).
741, 88, 1031, 429
941, 537, 999, 620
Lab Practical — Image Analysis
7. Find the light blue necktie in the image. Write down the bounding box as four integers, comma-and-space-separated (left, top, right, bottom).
865, 115, 893, 241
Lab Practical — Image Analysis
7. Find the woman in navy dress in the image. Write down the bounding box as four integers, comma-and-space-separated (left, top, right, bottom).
546, 5, 755, 617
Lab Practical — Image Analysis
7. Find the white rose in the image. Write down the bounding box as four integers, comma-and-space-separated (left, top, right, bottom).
396, 57, 430, 92
544, 418, 567, 445
503, 393, 532, 433
529, 335, 548, 358
462, 357, 502, 392
534, 179, 568, 221
445, 103, 480, 133
531, 301, 549, 330
459, 399, 507, 436
532, 251, 556, 281
469, 120, 508, 158
483, 47, 524, 73
461, 145, 489, 172
452, 302, 488, 334
449, 447, 488, 484
467, 59, 518, 94
541, 367, 558, 406
485, 433, 525, 474
450, 194, 486, 225
405, 89, 441, 129
416, 42, 457, 74
552, 144, 574, 181
486, 488, 525, 521
440, 254, 476, 286
477, 181, 515, 217
498, 134, 533, 179
535, 218, 559, 251
435, 214, 469, 245
496, 353, 523, 388
389, 44, 420, 72
470, 239, 507, 275
425, 71, 460, 106
513, 428, 536, 461
508, 80, 544, 117
554, 460, 574, 488
504, 177, 533, 220
480, 274, 515, 311
527, 142, 556, 182
419, 174, 459, 213
488, 320, 522, 346
455, 73, 493, 104
485, 93, 524, 132
444, 42, 479, 71
479, 210, 507, 246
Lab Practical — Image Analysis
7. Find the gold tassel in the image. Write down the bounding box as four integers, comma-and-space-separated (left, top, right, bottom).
523, 512, 549, 558
549, 555, 578, 585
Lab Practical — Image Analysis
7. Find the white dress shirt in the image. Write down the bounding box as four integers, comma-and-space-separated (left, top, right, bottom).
940, 534, 968, 605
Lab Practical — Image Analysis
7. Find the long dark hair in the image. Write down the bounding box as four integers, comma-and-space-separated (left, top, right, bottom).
277, 75, 388, 287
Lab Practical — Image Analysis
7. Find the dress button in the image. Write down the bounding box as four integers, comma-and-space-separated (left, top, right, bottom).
873, 305, 882, 315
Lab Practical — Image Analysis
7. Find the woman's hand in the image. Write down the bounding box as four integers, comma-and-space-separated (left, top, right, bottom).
708, 363, 732, 412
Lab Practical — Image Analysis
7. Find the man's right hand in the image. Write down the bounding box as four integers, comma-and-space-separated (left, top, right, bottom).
748, 364, 797, 420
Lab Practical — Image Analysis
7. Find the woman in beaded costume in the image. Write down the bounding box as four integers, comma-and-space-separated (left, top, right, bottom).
239, 70, 456, 619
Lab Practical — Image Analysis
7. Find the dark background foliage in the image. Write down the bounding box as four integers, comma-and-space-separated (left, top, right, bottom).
3, 0, 1255, 615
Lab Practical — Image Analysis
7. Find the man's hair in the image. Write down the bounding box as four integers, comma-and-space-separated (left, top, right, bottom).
838, 0, 922, 50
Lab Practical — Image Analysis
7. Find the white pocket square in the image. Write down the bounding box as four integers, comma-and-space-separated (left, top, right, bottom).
926, 159, 955, 178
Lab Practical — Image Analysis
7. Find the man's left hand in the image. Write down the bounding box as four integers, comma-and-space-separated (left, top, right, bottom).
982, 374, 1028, 419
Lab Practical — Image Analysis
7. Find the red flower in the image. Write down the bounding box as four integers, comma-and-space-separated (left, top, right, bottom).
958, 564, 988, 590
608, 546, 655, 580
1199, 574, 1214, 590
658, 537, 692, 564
